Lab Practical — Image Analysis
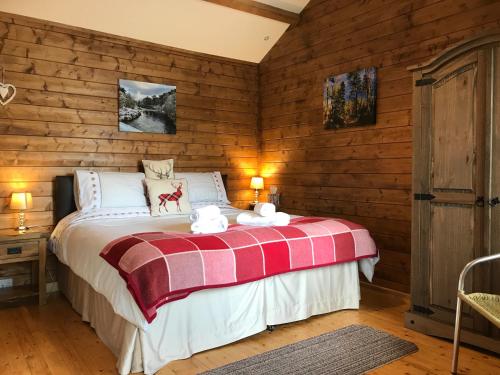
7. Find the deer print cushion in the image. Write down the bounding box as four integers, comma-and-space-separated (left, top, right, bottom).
145, 178, 191, 216
142, 159, 174, 180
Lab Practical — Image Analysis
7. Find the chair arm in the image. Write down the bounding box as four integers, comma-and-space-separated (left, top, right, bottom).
458, 253, 500, 293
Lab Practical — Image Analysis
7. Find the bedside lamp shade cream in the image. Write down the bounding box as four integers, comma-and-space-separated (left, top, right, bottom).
10, 192, 32, 210
250, 177, 264, 204
250, 177, 264, 190
10, 192, 32, 232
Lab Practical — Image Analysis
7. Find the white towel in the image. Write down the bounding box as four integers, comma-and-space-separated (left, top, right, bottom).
273, 212, 291, 226
254, 202, 276, 217
236, 212, 273, 226
236, 212, 290, 227
189, 205, 221, 222
191, 215, 228, 234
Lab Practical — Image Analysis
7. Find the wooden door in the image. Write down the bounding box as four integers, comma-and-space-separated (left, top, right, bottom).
412, 49, 488, 330
485, 45, 500, 338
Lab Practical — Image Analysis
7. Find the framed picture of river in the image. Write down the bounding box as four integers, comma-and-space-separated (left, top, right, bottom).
323, 67, 376, 130
118, 79, 176, 134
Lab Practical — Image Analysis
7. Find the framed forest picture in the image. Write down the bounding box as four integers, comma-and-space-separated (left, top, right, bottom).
323, 67, 377, 129
119, 79, 176, 134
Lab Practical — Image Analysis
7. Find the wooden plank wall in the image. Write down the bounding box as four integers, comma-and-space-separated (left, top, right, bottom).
0, 12, 258, 288
259, 0, 500, 292
0, 12, 259, 233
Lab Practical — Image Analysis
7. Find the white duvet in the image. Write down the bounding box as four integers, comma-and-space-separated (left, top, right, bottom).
50, 207, 378, 331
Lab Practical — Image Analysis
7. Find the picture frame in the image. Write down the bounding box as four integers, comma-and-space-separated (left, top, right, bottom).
323, 67, 377, 129
118, 79, 176, 134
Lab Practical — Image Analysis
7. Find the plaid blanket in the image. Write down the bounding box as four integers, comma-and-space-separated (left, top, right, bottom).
100, 217, 377, 323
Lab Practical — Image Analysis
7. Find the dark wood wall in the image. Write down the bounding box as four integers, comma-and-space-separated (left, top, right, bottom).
0, 12, 259, 234
2, 2, 500, 292
259, 0, 500, 292
0, 12, 258, 288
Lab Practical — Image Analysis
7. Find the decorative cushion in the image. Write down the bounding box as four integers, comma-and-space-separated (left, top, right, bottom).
175, 172, 230, 205
142, 159, 174, 180
145, 178, 191, 216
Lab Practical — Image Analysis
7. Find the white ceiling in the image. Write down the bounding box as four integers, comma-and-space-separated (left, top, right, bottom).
0, 0, 310, 63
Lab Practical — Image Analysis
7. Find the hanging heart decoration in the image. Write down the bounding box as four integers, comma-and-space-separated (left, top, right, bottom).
0, 82, 16, 106
0, 67, 16, 106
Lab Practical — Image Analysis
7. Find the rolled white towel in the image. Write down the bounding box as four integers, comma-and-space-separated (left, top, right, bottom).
273, 212, 290, 226
189, 205, 221, 222
236, 212, 290, 226
237, 212, 274, 226
254, 202, 276, 217
191, 215, 228, 234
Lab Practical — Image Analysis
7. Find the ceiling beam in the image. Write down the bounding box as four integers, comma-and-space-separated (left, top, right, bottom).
202, 0, 300, 24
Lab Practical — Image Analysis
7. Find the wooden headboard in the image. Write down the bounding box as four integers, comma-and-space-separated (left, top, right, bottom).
54, 174, 229, 223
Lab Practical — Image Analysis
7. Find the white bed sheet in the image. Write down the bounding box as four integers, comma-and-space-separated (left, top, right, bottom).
50, 207, 377, 330
50, 207, 378, 373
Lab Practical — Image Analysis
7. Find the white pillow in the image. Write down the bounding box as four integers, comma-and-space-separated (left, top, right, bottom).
100, 172, 148, 208
174, 172, 230, 205
73, 171, 148, 210
74, 170, 101, 211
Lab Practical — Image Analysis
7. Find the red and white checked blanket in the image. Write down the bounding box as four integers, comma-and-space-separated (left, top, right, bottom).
100, 217, 377, 323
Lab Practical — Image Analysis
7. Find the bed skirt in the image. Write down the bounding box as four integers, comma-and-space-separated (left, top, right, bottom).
57, 260, 361, 374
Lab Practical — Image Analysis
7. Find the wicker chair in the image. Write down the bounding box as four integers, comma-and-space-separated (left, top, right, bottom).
451, 253, 500, 373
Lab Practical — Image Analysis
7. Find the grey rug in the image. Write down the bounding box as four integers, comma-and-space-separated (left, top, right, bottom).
201, 324, 418, 375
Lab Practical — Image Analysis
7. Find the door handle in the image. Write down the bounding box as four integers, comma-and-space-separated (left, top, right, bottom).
488, 197, 500, 207
475, 196, 484, 207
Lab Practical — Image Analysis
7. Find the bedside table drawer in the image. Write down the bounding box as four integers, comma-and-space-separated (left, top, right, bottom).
0, 241, 39, 260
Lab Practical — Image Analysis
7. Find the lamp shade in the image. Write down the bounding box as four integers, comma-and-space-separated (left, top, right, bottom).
10, 192, 33, 210
250, 177, 264, 190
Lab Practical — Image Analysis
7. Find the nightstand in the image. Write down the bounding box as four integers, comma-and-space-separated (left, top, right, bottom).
0, 230, 49, 306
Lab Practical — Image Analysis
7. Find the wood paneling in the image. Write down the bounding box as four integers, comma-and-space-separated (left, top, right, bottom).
432, 53, 478, 190
2, 1, 500, 294
430, 205, 474, 310
259, 0, 500, 292
0, 12, 259, 238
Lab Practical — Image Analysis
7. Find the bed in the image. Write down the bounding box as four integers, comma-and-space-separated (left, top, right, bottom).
50, 175, 378, 374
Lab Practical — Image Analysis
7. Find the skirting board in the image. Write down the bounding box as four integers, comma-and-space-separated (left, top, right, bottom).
405, 312, 500, 354
359, 280, 409, 297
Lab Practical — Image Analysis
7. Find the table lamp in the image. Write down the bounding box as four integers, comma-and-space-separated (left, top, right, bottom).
250, 177, 264, 204
10, 192, 33, 232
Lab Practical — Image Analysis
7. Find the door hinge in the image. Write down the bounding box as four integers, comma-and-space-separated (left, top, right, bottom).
488, 197, 499, 207
415, 77, 436, 86
413, 305, 434, 315
414, 193, 436, 201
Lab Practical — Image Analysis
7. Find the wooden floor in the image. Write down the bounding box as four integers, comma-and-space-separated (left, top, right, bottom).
0, 286, 498, 375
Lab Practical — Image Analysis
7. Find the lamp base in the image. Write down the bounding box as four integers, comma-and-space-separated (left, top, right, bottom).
17, 212, 29, 233
253, 189, 260, 205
